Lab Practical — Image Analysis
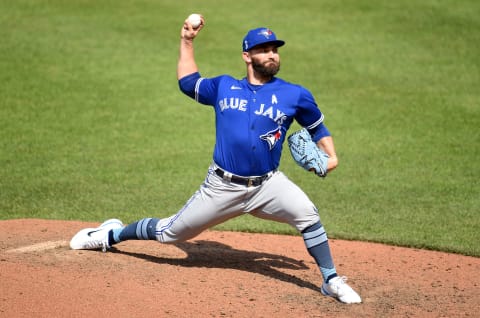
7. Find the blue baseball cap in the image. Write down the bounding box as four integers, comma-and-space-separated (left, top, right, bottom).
242, 27, 285, 52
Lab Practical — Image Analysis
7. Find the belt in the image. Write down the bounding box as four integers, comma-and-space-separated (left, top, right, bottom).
214, 168, 275, 187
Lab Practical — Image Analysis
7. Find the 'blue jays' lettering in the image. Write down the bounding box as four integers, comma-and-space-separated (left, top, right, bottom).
194, 75, 324, 176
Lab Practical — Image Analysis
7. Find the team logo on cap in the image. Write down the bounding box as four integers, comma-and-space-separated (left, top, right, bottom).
258, 29, 273, 38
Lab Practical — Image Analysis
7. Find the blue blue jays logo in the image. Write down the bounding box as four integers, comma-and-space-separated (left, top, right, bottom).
260, 126, 283, 150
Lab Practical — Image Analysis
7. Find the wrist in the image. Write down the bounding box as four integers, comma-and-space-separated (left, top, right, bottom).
181, 36, 194, 43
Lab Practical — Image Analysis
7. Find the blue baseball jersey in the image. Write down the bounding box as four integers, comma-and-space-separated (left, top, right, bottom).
189, 75, 324, 176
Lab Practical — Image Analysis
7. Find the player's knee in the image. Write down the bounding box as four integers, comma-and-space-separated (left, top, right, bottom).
291, 206, 320, 233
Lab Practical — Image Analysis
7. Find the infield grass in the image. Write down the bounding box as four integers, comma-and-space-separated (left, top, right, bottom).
1, 0, 479, 256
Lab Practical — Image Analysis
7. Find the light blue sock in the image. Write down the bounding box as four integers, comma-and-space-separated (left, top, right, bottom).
112, 228, 123, 243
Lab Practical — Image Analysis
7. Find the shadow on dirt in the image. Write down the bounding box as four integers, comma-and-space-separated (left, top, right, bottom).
112, 240, 321, 292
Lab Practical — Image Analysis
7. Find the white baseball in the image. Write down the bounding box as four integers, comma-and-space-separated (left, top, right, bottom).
187, 13, 202, 29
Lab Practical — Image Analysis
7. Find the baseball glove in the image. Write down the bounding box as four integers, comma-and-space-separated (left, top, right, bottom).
287, 128, 329, 177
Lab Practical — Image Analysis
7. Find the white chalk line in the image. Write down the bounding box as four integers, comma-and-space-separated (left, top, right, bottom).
6, 240, 69, 253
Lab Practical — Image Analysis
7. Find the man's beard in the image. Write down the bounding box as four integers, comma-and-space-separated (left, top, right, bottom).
252, 59, 280, 78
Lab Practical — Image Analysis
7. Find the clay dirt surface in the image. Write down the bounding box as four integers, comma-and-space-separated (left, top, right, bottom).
0, 219, 479, 317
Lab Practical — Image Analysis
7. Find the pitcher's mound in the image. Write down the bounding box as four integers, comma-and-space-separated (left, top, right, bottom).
1, 219, 478, 317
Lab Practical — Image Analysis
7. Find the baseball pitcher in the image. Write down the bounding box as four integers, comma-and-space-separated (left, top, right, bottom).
70, 15, 361, 304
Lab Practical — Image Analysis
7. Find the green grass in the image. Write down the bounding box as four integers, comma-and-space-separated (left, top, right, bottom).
1, 0, 479, 256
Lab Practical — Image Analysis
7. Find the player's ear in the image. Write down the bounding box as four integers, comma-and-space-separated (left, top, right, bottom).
242, 51, 251, 63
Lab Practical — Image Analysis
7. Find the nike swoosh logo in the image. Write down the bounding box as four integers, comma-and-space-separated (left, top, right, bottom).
87, 229, 101, 236
230, 85, 242, 90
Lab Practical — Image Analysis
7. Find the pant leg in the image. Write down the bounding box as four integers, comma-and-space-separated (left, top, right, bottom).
247, 171, 320, 232
247, 171, 338, 282
155, 167, 246, 243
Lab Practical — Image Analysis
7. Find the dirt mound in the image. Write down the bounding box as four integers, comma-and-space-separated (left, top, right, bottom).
1, 219, 478, 317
